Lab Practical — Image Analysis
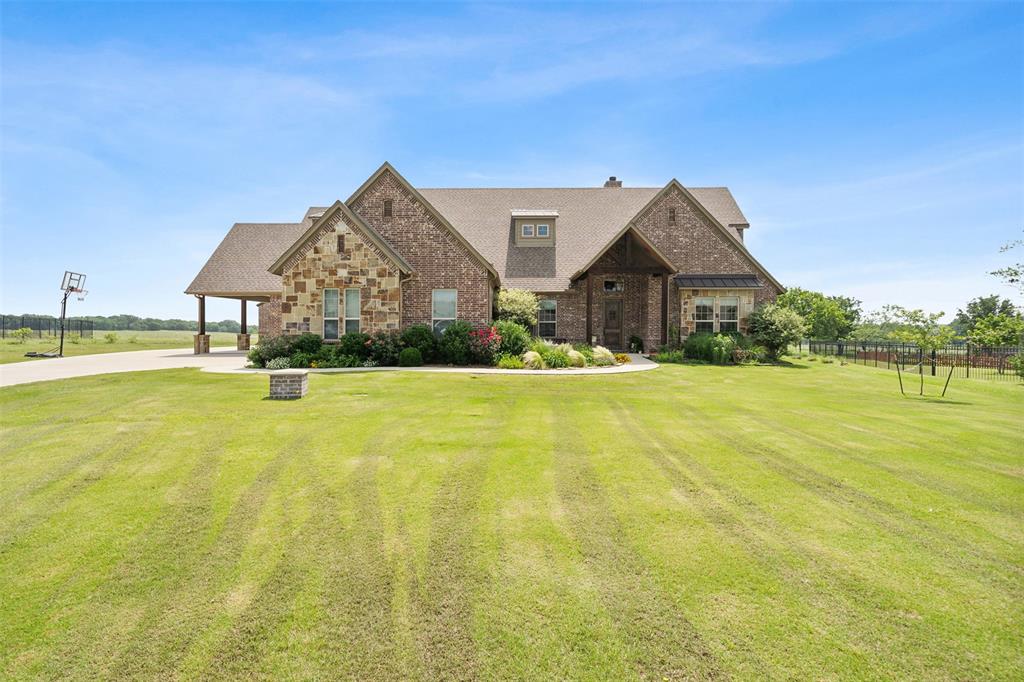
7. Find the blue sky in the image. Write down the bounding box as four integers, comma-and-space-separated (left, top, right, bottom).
1, 1, 1022, 322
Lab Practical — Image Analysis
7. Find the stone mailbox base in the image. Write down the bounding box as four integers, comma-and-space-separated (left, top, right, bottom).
236, 333, 251, 351
193, 334, 210, 355
269, 369, 308, 399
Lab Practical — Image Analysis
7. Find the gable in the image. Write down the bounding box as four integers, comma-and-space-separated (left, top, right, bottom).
269, 200, 412, 277
630, 182, 783, 293
347, 163, 499, 281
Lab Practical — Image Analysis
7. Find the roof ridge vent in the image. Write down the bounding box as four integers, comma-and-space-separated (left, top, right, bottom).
603, 176, 622, 188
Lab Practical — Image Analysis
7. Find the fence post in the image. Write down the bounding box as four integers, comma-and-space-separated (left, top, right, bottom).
931, 348, 937, 376
966, 343, 970, 378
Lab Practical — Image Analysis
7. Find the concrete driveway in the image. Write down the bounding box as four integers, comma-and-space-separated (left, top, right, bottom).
0, 347, 249, 387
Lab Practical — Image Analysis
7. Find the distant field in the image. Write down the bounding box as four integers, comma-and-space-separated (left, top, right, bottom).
0, 330, 245, 364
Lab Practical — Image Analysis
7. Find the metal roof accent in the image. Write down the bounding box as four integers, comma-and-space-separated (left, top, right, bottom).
674, 274, 763, 289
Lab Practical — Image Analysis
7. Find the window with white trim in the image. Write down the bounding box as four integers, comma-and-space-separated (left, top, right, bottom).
694, 297, 714, 334
323, 288, 340, 340
432, 289, 457, 333
719, 297, 739, 333
521, 224, 534, 238
344, 288, 361, 334
536, 223, 550, 237
538, 299, 556, 338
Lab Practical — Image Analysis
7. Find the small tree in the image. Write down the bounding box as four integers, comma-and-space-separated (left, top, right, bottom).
11, 327, 33, 344
990, 235, 1023, 295
968, 314, 1024, 346
890, 307, 957, 395
496, 288, 539, 329
747, 304, 806, 361
776, 287, 860, 340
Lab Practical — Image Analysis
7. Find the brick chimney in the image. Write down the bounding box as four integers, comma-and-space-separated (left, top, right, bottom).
603, 176, 622, 188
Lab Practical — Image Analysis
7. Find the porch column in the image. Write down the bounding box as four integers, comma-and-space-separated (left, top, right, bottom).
194, 295, 210, 354
585, 273, 593, 343
661, 274, 669, 346
237, 299, 251, 351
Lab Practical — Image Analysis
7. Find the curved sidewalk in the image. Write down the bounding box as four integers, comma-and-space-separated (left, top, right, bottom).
0, 347, 657, 387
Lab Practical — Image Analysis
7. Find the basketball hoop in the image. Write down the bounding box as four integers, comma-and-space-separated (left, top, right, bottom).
76, 289, 89, 302
56, 271, 88, 358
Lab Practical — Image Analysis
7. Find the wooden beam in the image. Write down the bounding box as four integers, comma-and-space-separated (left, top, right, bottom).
198, 295, 206, 336
585, 274, 592, 343
240, 299, 247, 332
589, 266, 670, 275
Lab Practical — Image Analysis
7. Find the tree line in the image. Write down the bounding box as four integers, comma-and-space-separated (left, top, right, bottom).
1, 313, 257, 334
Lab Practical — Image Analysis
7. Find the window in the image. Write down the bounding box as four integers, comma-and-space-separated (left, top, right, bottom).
538, 299, 556, 338
668, 208, 676, 225
344, 288, 361, 334
432, 289, 457, 333
536, 223, 550, 237
719, 297, 739, 333
521, 224, 534, 238
604, 280, 623, 293
323, 288, 340, 340
383, 199, 393, 218
694, 297, 714, 334
336, 235, 345, 253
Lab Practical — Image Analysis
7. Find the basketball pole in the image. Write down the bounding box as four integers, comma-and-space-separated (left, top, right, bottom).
59, 287, 72, 358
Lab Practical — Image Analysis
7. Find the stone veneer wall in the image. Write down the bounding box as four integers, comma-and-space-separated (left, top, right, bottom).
349, 169, 493, 328
258, 296, 282, 339
679, 288, 758, 336
279, 211, 401, 336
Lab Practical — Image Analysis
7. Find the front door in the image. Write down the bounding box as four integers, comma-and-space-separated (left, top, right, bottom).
603, 300, 623, 349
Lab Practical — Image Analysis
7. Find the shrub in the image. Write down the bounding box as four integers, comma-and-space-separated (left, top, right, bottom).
566, 349, 586, 367
732, 345, 768, 364
614, 353, 631, 364
709, 334, 736, 364
572, 343, 594, 365
522, 350, 544, 369
469, 325, 502, 365
439, 320, 473, 365
266, 356, 291, 370
312, 353, 361, 369
128, 335, 138, 344
683, 333, 713, 361
337, 332, 371, 359
1008, 352, 1024, 379
496, 288, 540, 328
494, 320, 530, 358
628, 335, 644, 353
104, 332, 118, 344
653, 350, 685, 363
682, 333, 736, 364
400, 324, 436, 362
291, 332, 323, 354
398, 347, 423, 367
495, 353, 525, 369
592, 345, 615, 366
11, 327, 32, 343
247, 334, 292, 367
545, 348, 570, 368
367, 330, 402, 366
289, 351, 314, 368
747, 304, 807, 360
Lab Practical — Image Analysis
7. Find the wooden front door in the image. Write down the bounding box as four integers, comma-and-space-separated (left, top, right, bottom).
603, 300, 623, 349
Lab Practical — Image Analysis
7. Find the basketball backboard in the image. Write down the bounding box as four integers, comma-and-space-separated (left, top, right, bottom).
61, 271, 86, 292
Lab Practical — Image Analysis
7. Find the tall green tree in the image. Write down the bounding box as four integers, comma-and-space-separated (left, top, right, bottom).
775, 288, 860, 340
967, 315, 1024, 346
952, 295, 1020, 334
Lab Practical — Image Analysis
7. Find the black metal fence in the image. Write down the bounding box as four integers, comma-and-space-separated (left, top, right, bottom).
802, 340, 1022, 382
1, 315, 94, 339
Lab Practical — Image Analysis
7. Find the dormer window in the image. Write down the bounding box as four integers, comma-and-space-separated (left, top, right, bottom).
512, 209, 558, 247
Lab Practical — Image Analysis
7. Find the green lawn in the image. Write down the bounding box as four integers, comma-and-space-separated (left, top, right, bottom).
0, 330, 243, 364
1, 362, 1021, 680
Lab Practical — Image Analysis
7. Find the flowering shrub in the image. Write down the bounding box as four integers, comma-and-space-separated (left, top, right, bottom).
614, 353, 631, 364
469, 325, 502, 365
266, 357, 291, 370
366, 330, 402, 366
592, 346, 615, 366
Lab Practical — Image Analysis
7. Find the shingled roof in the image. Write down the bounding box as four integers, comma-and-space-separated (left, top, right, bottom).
187, 182, 763, 297
185, 222, 306, 298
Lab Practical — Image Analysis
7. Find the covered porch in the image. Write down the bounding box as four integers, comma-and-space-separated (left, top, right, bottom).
572, 227, 675, 352
190, 293, 269, 354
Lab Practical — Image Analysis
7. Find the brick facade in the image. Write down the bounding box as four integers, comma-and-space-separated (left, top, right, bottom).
679, 288, 758, 336
279, 211, 402, 336
349, 169, 493, 329
258, 296, 282, 339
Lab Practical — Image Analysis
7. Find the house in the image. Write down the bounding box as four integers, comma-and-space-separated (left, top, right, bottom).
186, 162, 782, 354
